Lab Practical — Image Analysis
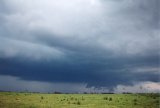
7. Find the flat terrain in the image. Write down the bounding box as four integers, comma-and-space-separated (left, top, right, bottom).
0, 92, 159, 108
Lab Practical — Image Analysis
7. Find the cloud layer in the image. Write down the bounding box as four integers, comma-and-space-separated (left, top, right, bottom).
0, 0, 159, 92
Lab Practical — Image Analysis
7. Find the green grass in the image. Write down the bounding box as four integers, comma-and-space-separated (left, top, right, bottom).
0, 92, 159, 108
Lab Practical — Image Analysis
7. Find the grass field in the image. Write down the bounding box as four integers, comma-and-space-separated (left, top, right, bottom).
0, 92, 159, 108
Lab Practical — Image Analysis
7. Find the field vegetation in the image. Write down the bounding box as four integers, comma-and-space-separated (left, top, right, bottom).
0, 92, 159, 108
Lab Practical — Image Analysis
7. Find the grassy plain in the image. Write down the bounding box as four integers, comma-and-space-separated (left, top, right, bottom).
0, 92, 159, 108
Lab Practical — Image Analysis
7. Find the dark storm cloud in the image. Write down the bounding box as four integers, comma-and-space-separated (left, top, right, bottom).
0, 0, 159, 91
0, 52, 159, 88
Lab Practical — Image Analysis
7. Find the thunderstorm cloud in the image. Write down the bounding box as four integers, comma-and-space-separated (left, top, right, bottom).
0, 0, 159, 92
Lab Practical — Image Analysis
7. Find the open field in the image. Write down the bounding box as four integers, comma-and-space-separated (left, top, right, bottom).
0, 92, 159, 108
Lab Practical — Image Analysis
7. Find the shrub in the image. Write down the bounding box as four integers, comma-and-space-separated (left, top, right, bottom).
155, 100, 159, 104
134, 102, 137, 105
153, 97, 156, 99
103, 97, 108, 100
77, 101, 81, 105
70, 97, 74, 100
41, 96, 44, 100
109, 97, 112, 101
82, 96, 85, 100
133, 99, 137, 102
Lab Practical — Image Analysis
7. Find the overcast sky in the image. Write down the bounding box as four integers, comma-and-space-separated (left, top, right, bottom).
0, 0, 159, 93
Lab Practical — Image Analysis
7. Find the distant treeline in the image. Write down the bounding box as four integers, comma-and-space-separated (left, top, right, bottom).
0, 90, 158, 94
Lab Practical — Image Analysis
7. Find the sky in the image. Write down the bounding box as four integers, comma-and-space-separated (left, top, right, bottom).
0, 0, 159, 93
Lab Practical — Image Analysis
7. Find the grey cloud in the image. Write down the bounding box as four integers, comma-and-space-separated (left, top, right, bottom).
0, 0, 159, 92
0, 75, 159, 93
0, 75, 90, 93
114, 81, 160, 93
0, 37, 65, 60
